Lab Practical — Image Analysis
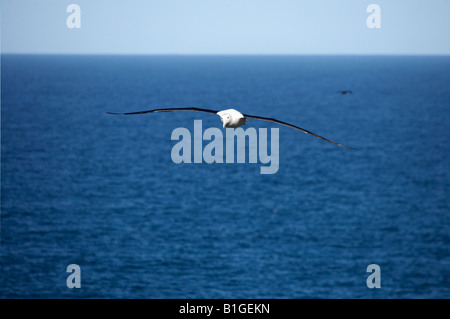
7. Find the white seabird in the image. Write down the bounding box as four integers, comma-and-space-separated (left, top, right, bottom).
108, 107, 357, 149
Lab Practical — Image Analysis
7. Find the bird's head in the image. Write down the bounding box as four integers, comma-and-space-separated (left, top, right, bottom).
218, 113, 231, 128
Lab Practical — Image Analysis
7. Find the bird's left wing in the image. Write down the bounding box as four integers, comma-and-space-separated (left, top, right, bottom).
243, 113, 357, 150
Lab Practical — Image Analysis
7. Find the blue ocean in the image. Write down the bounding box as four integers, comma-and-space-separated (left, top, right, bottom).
1, 55, 449, 298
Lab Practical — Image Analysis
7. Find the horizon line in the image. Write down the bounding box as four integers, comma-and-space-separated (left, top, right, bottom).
1, 52, 450, 57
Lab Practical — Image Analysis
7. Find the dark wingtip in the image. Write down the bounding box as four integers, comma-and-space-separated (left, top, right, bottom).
335, 142, 359, 150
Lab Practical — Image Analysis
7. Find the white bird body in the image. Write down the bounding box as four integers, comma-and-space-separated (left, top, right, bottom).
216, 108, 247, 128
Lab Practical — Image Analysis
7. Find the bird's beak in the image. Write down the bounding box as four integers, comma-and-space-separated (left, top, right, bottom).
220, 116, 226, 128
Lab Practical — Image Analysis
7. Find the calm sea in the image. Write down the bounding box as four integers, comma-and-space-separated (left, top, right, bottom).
1, 55, 449, 298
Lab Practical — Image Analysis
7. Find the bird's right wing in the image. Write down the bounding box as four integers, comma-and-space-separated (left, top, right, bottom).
107, 107, 220, 115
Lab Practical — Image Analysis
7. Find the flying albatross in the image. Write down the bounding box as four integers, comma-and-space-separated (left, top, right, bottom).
107, 107, 357, 149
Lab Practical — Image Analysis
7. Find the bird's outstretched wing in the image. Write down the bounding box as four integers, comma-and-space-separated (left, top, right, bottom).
107, 107, 219, 115
243, 113, 357, 149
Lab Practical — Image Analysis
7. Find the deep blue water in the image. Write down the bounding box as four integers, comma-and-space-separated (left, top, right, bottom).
1, 55, 449, 298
